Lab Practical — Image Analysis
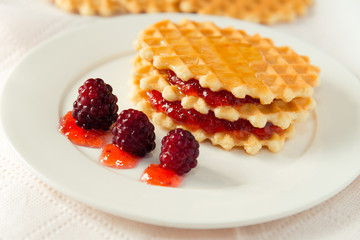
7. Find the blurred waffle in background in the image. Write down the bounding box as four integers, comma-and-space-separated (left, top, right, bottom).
49, 0, 313, 24
50, 0, 126, 16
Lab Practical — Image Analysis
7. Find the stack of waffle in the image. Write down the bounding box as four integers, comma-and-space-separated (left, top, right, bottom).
131, 19, 320, 154
49, 0, 313, 24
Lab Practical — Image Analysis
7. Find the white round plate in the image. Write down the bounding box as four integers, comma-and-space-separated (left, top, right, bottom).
1, 14, 360, 229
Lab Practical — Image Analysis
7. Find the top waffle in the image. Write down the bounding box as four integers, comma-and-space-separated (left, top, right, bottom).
180, 0, 313, 25
134, 19, 320, 104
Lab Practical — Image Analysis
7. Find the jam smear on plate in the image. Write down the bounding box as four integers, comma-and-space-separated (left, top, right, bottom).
100, 143, 140, 169
59, 111, 112, 148
141, 164, 183, 187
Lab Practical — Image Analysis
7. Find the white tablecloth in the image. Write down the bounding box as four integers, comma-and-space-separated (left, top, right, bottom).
1, 0, 360, 239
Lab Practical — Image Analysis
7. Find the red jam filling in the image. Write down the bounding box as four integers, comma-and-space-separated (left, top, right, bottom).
100, 144, 140, 169
147, 90, 284, 140
59, 111, 112, 148
166, 70, 260, 108
140, 164, 183, 187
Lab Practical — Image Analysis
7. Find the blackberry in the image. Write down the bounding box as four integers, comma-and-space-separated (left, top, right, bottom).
160, 129, 199, 175
112, 109, 156, 157
72, 78, 118, 131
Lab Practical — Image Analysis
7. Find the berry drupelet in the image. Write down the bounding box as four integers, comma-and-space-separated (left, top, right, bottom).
160, 128, 199, 175
112, 109, 156, 157
72, 78, 118, 131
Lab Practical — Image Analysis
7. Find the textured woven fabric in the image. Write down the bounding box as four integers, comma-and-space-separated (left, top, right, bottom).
1, 0, 360, 239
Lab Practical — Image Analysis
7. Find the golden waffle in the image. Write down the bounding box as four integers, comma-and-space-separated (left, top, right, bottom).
119, 0, 180, 13
134, 19, 320, 104
133, 55, 315, 129
180, 0, 313, 25
50, 0, 126, 16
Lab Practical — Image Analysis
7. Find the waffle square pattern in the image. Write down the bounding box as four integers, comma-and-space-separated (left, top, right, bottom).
132, 19, 320, 155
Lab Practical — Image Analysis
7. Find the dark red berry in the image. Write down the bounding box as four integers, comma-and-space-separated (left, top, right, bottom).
160, 128, 199, 175
72, 78, 118, 131
112, 109, 156, 157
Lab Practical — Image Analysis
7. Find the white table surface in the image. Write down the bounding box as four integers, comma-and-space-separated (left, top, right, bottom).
1, 0, 360, 239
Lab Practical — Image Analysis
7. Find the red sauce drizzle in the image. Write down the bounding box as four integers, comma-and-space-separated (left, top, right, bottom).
147, 90, 283, 140
140, 164, 183, 187
100, 144, 140, 169
58, 111, 111, 148
166, 70, 260, 108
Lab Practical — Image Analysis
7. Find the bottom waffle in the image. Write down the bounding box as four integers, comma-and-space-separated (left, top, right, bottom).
132, 86, 296, 155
